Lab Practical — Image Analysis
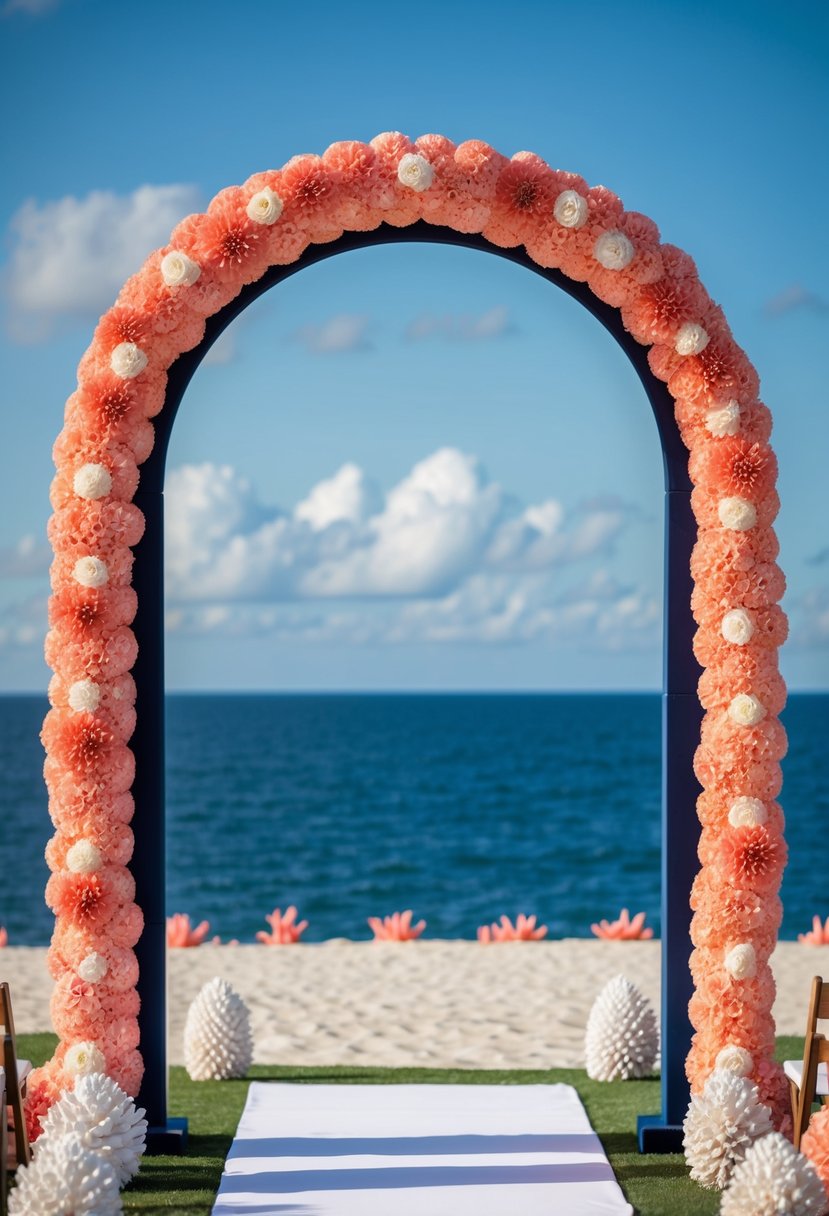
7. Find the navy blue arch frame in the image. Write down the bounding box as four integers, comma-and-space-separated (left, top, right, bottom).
130, 220, 702, 1153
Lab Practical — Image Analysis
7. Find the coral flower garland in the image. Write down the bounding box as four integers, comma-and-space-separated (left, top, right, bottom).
38, 133, 788, 1134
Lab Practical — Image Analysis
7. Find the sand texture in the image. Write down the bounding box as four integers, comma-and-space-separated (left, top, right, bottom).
1, 940, 821, 1069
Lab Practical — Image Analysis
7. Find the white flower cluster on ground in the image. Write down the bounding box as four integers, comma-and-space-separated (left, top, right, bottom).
584, 975, 659, 1081
184, 976, 253, 1081
682, 1070, 772, 1190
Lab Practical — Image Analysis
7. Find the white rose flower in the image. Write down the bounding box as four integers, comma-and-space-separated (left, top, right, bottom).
728, 796, 768, 828
397, 152, 434, 192
728, 693, 766, 727
64, 1041, 106, 1078
73, 463, 112, 501
110, 341, 148, 379
674, 322, 710, 356
705, 400, 741, 437
721, 608, 755, 645
246, 187, 284, 225
68, 679, 101, 713
77, 952, 109, 983
715, 1045, 754, 1076
718, 496, 757, 531
160, 250, 201, 287
724, 943, 757, 980
593, 230, 635, 270
66, 839, 103, 874
73, 556, 108, 588
553, 189, 588, 229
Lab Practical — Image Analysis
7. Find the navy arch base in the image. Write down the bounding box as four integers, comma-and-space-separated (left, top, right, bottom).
129, 221, 703, 1154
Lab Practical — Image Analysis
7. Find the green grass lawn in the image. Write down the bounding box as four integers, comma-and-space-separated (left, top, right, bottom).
17, 1033, 804, 1216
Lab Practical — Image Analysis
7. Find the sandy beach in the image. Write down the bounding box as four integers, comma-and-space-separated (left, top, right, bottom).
1, 940, 821, 1069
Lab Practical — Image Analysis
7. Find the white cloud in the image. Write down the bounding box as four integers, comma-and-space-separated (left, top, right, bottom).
4, 183, 202, 339
789, 587, 829, 647
295, 463, 380, 531
293, 314, 371, 353
0, 594, 46, 649
406, 306, 512, 342
0, 534, 51, 576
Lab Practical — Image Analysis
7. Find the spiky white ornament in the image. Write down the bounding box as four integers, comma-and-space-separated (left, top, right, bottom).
721, 1132, 828, 1216
39, 1072, 147, 1185
584, 974, 659, 1081
682, 1069, 772, 1190
184, 976, 253, 1081
9, 1132, 121, 1215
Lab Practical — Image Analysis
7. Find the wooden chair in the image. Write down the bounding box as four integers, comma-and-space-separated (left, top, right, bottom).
785, 975, 829, 1148
1, 982, 31, 1216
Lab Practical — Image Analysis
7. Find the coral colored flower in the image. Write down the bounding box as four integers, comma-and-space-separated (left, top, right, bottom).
798, 916, 829, 945
46, 871, 113, 928
166, 913, 211, 947
668, 336, 760, 405
192, 187, 270, 283
368, 911, 426, 941
256, 905, 308, 945
590, 908, 654, 940
485, 154, 557, 247
622, 275, 710, 346
43, 711, 115, 774
714, 825, 786, 895
802, 1106, 829, 1196
477, 914, 548, 942
0, 926, 7, 947
690, 437, 778, 501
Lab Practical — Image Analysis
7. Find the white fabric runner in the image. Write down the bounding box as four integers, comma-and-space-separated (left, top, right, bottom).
213, 1082, 633, 1215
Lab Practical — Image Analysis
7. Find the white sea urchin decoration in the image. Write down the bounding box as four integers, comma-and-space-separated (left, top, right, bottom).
9, 1131, 122, 1215
584, 975, 659, 1081
38, 1072, 147, 1186
682, 1069, 772, 1190
721, 1131, 828, 1215
184, 976, 253, 1081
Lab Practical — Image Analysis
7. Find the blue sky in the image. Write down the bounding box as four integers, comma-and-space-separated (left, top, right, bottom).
1, 0, 827, 691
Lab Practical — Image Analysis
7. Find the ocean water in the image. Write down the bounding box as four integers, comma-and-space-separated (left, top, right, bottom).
1, 693, 827, 946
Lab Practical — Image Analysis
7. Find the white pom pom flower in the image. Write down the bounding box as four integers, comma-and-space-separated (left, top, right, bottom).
584, 974, 659, 1081
109, 342, 147, 380
683, 1070, 773, 1190
705, 399, 742, 437
397, 153, 434, 192
246, 187, 283, 225
716, 1046, 754, 1077
675, 322, 710, 356
728, 797, 768, 828
718, 497, 757, 531
184, 976, 253, 1081
160, 250, 201, 287
553, 189, 588, 229
724, 943, 757, 980
64, 1041, 106, 1079
72, 557, 108, 589
73, 464, 112, 501
728, 694, 767, 727
721, 1131, 828, 1215
77, 953, 108, 983
68, 679, 101, 713
66, 840, 103, 874
722, 609, 755, 645
9, 1131, 121, 1216
39, 1072, 147, 1186
593, 230, 635, 270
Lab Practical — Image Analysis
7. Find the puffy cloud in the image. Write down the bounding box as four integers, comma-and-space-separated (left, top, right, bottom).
4, 184, 202, 338
405, 306, 512, 341
293, 314, 371, 353
0, 534, 51, 576
764, 285, 829, 319
295, 463, 380, 531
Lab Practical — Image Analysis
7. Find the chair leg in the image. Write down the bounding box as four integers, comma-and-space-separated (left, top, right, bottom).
1, 1097, 8, 1216
9, 1083, 28, 1171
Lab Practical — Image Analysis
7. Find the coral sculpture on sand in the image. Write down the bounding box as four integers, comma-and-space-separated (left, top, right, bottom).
477, 914, 548, 942
584, 974, 659, 1081
0, 926, 7, 947
682, 1069, 772, 1189
368, 911, 426, 941
720, 1132, 828, 1215
798, 916, 829, 945
256, 906, 308, 944
590, 908, 654, 940
9, 1132, 122, 1215
802, 1107, 829, 1198
38, 1072, 146, 1185
166, 913, 211, 947
183, 977, 253, 1081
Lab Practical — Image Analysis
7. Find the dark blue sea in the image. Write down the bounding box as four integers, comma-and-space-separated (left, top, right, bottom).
1, 693, 827, 946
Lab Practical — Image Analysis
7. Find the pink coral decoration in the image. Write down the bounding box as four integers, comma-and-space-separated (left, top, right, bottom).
591, 909, 654, 940
0, 926, 7, 947
256, 906, 308, 945
802, 1106, 829, 1198
166, 913, 211, 948
368, 911, 426, 941
798, 916, 829, 946
38, 131, 788, 1128
477, 914, 548, 942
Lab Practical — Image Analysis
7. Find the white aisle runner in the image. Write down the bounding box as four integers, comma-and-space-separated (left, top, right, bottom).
213, 1083, 634, 1216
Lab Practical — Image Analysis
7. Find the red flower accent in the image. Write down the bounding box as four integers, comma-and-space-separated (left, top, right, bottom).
690, 437, 777, 500
715, 824, 786, 893
93, 306, 151, 352
622, 276, 709, 345
43, 711, 115, 773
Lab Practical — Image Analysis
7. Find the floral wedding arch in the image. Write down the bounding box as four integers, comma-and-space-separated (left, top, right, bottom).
34, 133, 789, 1150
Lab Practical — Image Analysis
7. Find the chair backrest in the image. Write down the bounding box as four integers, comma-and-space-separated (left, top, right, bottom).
805, 975, 829, 1035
